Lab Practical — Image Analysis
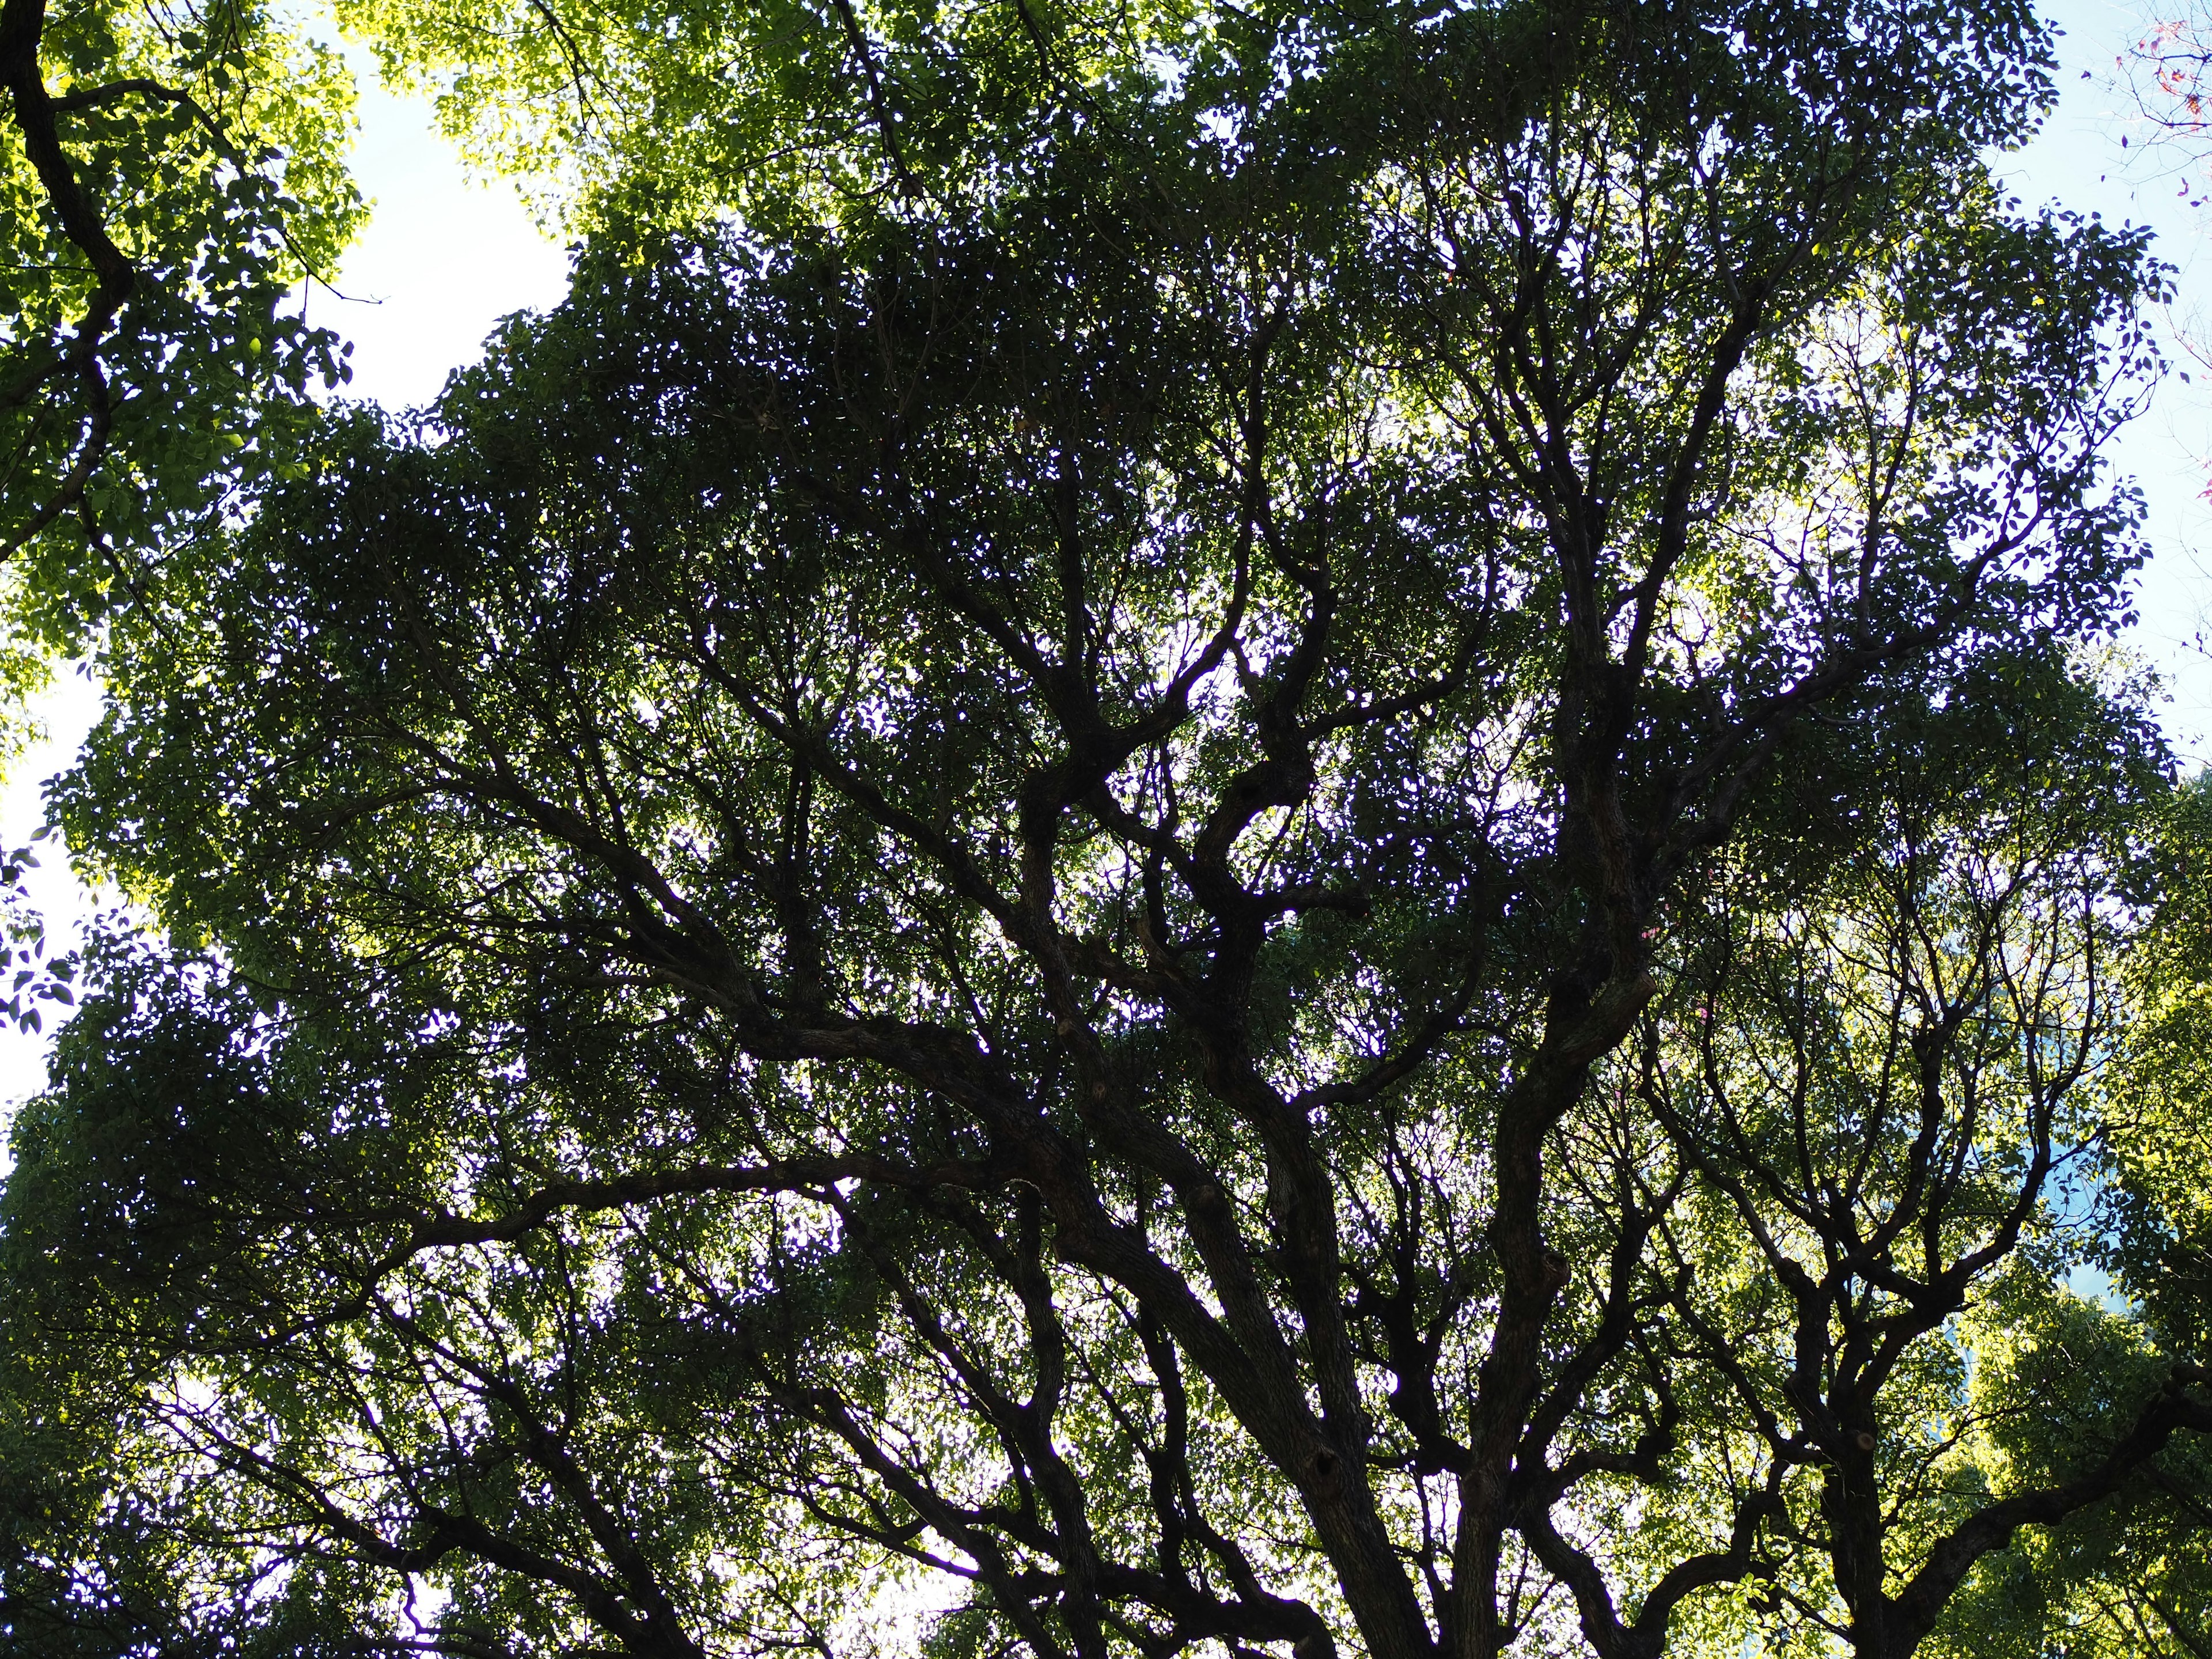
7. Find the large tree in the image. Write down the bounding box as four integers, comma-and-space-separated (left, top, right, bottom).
2, 2, 2208, 1657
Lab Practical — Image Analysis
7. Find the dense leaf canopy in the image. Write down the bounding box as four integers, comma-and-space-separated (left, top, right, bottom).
2, 2, 2210, 1658
0, 0, 359, 631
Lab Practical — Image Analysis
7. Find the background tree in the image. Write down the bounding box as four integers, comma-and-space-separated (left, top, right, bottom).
1, 0, 359, 627
3, 2, 2209, 1658
1953, 776, 2212, 1659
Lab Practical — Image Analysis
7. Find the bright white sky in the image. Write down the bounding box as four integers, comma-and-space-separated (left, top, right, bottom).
0, 2, 2207, 1107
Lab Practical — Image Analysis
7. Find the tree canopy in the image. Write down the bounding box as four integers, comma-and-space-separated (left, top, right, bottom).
2, 1, 2210, 1657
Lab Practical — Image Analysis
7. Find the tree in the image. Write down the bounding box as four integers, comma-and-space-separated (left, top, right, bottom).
2, 1, 2208, 1657
1, 0, 358, 624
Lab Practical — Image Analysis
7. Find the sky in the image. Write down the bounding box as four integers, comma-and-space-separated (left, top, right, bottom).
2006, 0, 2212, 748
0, 3, 2209, 1107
